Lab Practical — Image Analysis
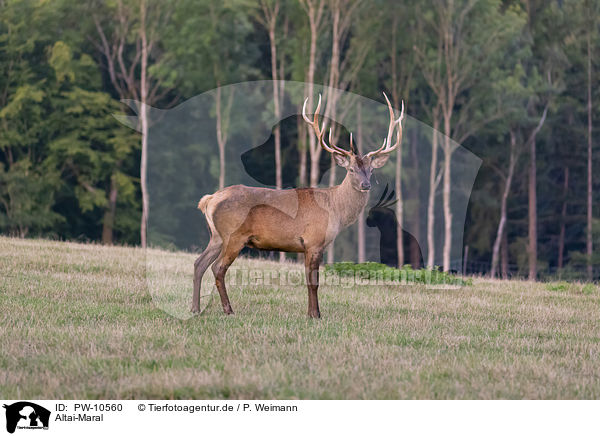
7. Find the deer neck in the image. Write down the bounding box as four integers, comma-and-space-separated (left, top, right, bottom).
330, 173, 369, 229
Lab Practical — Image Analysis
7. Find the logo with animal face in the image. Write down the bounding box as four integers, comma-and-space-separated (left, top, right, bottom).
2, 402, 50, 433
115, 80, 481, 318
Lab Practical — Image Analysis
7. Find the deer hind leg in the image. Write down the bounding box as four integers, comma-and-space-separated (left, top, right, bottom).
304, 249, 323, 319
191, 238, 222, 313
211, 237, 245, 315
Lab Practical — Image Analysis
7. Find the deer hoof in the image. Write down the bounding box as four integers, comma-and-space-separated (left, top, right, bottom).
223, 305, 234, 315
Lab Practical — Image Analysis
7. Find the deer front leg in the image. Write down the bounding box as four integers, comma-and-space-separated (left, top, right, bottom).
304, 249, 323, 319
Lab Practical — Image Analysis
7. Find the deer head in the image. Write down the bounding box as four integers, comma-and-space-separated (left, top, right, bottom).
302, 92, 404, 192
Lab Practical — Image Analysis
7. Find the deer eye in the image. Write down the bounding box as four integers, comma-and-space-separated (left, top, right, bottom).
348, 168, 355, 173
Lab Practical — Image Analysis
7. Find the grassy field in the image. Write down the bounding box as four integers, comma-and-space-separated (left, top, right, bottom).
1, 236, 599, 399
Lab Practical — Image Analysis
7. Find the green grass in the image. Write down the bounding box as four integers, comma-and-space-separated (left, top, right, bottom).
325, 261, 471, 286
545, 281, 571, 292
1, 236, 600, 399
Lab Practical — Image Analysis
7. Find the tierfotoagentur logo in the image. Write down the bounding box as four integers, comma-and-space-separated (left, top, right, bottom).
2, 402, 50, 434
225, 265, 466, 289
116, 81, 481, 319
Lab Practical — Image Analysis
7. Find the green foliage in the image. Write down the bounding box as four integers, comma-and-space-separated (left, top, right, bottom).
581, 284, 597, 295
49, 41, 75, 83
325, 262, 471, 286
0, 0, 597, 282
0, 160, 63, 237
161, 0, 258, 95
545, 282, 571, 292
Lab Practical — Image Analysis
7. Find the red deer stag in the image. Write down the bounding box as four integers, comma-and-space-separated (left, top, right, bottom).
192, 93, 404, 318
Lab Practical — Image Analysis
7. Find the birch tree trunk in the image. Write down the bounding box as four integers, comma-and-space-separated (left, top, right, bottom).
558, 166, 569, 270
441, 103, 457, 272
409, 130, 421, 268
139, 0, 149, 249
325, 0, 341, 264
586, 32, 593, 280
297, 109, 307, 187
528, 126, 537, 280
442, 141, 453, 272
259, 0, 285, 262
524, 103, 549, 280
214, 86, 234, 190
267, 15, 282, 193
395, 120, 404, 268
93, 0, 174, 247
357, 102, 365, 263
390, 23, 404, 268
427, 114, 441, 269
490, 130, 517, 278
300, 0, 325, 188
501, 226, 509, 279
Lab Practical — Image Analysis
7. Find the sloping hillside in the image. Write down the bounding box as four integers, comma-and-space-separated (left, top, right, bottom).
1, 237, 599, 399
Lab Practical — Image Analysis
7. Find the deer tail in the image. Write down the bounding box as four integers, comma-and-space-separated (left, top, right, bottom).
197, 194, 213, 215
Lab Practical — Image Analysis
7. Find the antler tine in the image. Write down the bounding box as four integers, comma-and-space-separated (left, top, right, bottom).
365, 94, 404, 159
383, 92, 396, 151
381, 103, 403, 154
328, 128, 353, 156
302, 93, 322, 125
349, 132, 358, 154
381, 100, 404, 155
364, 92, 396, 157
302, 94, 351, 156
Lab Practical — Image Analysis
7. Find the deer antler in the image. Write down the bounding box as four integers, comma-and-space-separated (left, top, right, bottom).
364, 92, 404, 160
302, 94, 353, 156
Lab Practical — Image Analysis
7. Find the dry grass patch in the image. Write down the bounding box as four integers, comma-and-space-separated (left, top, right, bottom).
1, 236, 599, 399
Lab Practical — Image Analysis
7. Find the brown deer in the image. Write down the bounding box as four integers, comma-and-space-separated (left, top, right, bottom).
192, 93, 404, 318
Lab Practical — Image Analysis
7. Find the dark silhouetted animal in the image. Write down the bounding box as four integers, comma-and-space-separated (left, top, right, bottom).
3, 402, 50, 434
366, 184, 423, 268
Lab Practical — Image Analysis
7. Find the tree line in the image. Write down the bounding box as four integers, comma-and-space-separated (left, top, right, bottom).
0, 0, 598, 280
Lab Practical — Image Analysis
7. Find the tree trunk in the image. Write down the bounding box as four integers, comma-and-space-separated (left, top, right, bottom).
426, 116, 440, 269
501, 225, 509, 279
409, 129, 421, 268
326, 152, 336, 263
528, 127, 537, 280
389, 75, 404, 268
490, 131, 517, 278
102, 175, 118, 245
395, 123, 404, 268
215, 86, 226, 190
297, 111, 307, 187
325, 2, 341, 264
139, 0, 149, 249
263, 3, 285, 263
558, 166, 569, 270
357, 102, 365, 263
442, 116, 453, 272
304, 1, 323, 188
267, 25, 282, 192
586, 32, 593, 280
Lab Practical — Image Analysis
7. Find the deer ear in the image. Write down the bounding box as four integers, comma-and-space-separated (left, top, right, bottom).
333, 153, 350, 168
369, 153, 390, 169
